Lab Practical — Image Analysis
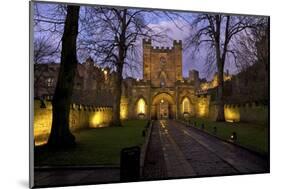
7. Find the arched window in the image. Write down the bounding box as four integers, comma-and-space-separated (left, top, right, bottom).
160, 56, 166, 65
182, 97, 191, 114
137, 98, 146, 114
159, 71, 167, 87
160, 80, 165, 87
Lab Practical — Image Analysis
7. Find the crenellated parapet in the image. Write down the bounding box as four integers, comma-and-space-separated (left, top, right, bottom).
71, 103, 112, 112
142, 38, 151, 44
33, 99, 114, 146
144, 40, 182, 52
142, 38, 183, 84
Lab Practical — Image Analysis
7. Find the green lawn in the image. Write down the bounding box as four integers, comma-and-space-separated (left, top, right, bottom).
35, 120, 148, 166
184, 117, 269, 156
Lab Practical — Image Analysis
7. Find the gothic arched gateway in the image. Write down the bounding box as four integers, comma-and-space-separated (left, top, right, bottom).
151, 92, 176, 120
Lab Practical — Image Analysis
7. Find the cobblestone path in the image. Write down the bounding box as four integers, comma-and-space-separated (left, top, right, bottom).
142, 121, 167, 179
143, 120, 268, 179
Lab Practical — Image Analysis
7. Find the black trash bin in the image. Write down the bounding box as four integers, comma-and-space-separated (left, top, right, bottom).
120, 146, 140, 181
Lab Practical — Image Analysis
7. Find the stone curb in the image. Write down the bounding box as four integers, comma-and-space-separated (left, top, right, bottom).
34, 165, 120, 171
177, 120, 268, 159
140, 120, 153, 177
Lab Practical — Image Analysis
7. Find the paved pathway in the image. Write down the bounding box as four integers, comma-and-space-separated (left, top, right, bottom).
158, 120, 196, 177
142, 121, 167, 179
35, 120, 268, 186
34, 167, 120, 187
143, 120, 268, 179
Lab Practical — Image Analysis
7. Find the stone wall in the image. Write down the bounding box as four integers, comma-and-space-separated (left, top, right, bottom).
33, 100, 113, 146
195, 96, 210, 118
209, 102, 268, 124
142, 39, 182, 87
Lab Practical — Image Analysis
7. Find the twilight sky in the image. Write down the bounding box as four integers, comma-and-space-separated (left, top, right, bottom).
33, 2, 240, 80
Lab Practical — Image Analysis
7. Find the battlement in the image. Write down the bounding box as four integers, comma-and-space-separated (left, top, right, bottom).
34, 99, 113, 146
143, 38, 151, 44
173, 40, 182, 45
151, 46, 173, 51
142, 39, 182, 52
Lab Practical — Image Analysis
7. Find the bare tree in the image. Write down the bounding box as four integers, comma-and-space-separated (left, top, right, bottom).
79, 7, 165, 126
233, 17, 269, 72
33, 36, 61, 95
187, 14, 257, 121
34, 36, 60, 64
47, 5, 80, 148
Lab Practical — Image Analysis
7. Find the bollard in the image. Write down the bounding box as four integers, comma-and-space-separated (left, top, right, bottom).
146, 121, 150, 129
213, 126, 217, 135
201, 123, 204, 130
142, 130, 146, 137
120, 146, 140, 181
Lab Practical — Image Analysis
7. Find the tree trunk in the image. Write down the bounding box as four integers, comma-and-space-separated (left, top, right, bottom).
216, 62, 225, 122
111, 70, 122, 127
111, 9, 127, 127
214, 15, 225, 122
47, 5, 80, 149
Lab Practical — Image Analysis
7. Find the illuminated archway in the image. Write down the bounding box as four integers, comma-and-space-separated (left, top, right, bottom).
151, 92, 175, 119
182, 97, 191, 113
181, 97, 193, 118
137, 98, 146, 115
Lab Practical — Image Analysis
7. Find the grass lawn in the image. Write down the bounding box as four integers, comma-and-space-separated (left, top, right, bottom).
185, 117, 269, 156
35, 120, 148, 166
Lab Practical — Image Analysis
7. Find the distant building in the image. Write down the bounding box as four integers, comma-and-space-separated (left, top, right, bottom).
34, 57, 115, 106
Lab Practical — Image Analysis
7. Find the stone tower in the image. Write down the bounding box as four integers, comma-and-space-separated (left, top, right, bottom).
142, 39, 183, 87
143, 38, 152, 81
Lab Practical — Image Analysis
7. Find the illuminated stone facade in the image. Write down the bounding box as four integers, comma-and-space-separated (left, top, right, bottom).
35, 37, 268, 126
34, 39, 216, 124
121, 39, 209, 120
33, 38, 268, 146
34, 100, 113, 146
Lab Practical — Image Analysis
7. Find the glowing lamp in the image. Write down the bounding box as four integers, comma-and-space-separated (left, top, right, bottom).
230, 132, 237, 142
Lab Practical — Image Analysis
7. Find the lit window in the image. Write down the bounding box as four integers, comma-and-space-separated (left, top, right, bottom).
182, 97, 191, 114
137, 98, 146, 114
47, 77, 54, 87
